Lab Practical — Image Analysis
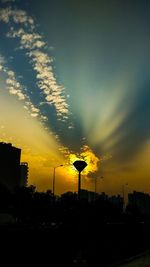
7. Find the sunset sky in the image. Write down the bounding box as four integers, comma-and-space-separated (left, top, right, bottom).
0, 0, 150, 196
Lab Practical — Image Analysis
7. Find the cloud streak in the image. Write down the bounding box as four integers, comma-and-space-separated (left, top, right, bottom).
0, 7, 34, 25
0, 6, 69, 120
0, 55, 44, 119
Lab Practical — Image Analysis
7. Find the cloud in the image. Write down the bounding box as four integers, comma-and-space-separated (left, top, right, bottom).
0, 6, 69, 120
66, 145, 100, 177
0, 55, 43, 119
0, 55, 5, 70
9, 29, 69, 118
28, 48, 69, 117
0, 7, 34, 25
6, 71, 25, 100
7, 28, 46, 50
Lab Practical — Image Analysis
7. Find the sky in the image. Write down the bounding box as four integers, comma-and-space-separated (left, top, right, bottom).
0, 0, 150, 196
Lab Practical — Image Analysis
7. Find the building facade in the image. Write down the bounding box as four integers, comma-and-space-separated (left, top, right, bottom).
20, 162, 28, 187
0, 142, 21, 191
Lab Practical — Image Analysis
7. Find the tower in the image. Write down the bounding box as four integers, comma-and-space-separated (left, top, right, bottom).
0, 142, 21, 191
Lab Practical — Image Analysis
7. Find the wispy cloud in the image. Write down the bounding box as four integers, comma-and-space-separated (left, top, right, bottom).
0, 6, 69, 120
0, 55, 5, 70
28, 49, 69, 118
0, 7, 34, 25
0, 55, 44, 119
7, 28, 45, 49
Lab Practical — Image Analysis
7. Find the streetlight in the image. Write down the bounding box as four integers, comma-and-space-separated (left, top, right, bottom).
52, 165, 63, 196
73, 160, 87, 200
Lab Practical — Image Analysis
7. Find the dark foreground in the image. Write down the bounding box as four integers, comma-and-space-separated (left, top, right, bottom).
1, 187, 150, 266
1, 221, 150, 267
118, 251, 150, 267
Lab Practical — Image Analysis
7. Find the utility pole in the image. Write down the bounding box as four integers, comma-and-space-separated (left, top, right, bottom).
52, 165, 63, 196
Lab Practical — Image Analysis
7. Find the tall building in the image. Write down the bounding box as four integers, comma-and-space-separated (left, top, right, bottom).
0, 142, 21, 191
20, 162, 28, 187
128, 191, 150, 215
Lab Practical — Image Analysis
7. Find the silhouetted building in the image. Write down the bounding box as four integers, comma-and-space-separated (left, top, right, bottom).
128, 191, 150, 215
80, 189, 99, 202
0, 142, 21, 191
109, 194, 123, 204
109, 194, 123, 210
20, 162, 28, 187
99, 192, 108, 201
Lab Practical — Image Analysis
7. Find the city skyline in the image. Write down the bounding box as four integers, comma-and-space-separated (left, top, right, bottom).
0, 0, 150, 195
